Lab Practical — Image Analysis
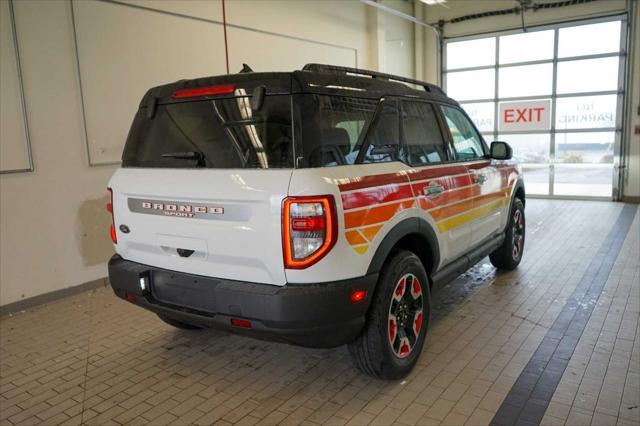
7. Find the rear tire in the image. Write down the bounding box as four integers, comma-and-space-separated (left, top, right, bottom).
490, 198, 525, 270
157, 314, 203, 330
348, 250, 430, 380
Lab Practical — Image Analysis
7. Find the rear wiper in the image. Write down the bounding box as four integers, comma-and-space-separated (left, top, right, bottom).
161, 151, 206, 167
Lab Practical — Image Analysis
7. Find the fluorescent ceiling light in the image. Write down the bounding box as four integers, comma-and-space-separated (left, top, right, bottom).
419, 0, 447, 5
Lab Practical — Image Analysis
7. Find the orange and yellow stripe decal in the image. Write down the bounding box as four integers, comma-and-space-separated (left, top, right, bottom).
338, 162, 517, 254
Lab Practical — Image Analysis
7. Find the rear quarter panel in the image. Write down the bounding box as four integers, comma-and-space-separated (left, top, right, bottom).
285, 163, 445, 283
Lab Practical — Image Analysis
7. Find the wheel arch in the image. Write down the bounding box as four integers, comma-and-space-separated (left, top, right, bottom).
366, 218, 440, 286
513, 178, 525, 207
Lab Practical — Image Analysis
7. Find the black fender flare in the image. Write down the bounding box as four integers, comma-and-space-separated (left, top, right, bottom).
501, 177, 526, 234
366, 217, 440, 277
511, 177, 526, 207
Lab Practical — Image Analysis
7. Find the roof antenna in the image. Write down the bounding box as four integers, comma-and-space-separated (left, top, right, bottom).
240, 63, 253, 73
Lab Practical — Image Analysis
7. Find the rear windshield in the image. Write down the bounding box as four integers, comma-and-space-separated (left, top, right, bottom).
123, 95, 293, 168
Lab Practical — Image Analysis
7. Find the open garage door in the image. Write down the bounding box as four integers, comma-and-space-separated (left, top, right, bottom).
443, 16, 628, 200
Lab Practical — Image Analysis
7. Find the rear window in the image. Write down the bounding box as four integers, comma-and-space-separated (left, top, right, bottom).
122, 95, 293, 168
122, 92, 450, 169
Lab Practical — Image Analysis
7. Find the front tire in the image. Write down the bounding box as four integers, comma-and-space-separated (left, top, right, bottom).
490, 198, 525, 270
348, 250, 430, 380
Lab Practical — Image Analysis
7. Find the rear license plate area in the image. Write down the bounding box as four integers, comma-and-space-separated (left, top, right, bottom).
151, 271, 216, 314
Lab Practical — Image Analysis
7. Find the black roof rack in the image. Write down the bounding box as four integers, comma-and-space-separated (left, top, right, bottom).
302, 63, 445, 96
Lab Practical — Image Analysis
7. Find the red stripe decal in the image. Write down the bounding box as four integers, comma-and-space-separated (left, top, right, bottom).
338, 172, 409, 192
411, 174, 472, 196
407, 165, 467, 181
465, 160, 491, 171
342, 183, 414, 210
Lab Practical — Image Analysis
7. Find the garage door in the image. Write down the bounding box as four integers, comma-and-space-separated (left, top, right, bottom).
444, 16, 628, 199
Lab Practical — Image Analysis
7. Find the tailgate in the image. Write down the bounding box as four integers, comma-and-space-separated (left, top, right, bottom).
109, 168, 293, 285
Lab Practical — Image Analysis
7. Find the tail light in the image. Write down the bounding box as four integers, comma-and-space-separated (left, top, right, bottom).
282, 195, 337, 269
107, 188, 117, 244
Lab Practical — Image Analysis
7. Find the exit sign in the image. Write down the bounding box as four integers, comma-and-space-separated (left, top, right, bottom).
499, 100, 551, 131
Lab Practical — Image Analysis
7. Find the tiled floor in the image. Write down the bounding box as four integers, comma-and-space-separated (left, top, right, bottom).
1, 200, 638, 426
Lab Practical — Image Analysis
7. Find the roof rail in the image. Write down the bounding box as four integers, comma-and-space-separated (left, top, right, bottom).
302, 63, 445, 96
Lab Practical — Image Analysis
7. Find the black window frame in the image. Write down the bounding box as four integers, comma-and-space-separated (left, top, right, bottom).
292, 93, 381, 168
354, 97, 404, 165
292, 94, 490, 169
435, 103, 490, 163
399, 99, 453, 167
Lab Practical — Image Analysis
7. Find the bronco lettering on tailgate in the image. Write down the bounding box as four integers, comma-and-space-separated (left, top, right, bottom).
128, 198, 224, 219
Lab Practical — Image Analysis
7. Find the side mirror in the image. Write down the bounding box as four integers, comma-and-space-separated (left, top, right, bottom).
251, 85, 266, 111
490, 141, 513, 160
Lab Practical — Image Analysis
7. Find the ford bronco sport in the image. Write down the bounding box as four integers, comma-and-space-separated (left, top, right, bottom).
107, 64, 525, 379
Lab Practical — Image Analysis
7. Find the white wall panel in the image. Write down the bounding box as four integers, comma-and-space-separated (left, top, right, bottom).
73, 0, 226, 164
0, 0, 31, 173
227, 26, 356, 73
123, 0, 223, 21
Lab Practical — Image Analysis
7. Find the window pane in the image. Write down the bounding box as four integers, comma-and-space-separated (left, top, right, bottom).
296, 95, 378, 167
123, 95, 293, 169
555, 95, 617, 130
446, 37, 495, 70
402, 102, 447, 166
498, 133, 550, 195
557, 57, 619, 94
440, 106, 486, 160
554, 164, 612, 197
558, 21, 621, 58
460, 102, 494, 132
499, 30, 554, 64
501, 133, 550, 163
499, 63, 553, 98
554, 132, 614, 197
446, 69, 495, 101
555, 132, 614, 164
363, 101, 401, 164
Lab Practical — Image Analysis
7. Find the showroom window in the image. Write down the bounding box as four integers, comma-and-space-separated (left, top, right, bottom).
444, 18, 627, 198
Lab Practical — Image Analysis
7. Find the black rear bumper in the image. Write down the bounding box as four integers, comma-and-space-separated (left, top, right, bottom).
108, 255, 377, 348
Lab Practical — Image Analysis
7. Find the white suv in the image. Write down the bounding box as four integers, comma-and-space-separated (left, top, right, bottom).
107, 64, 525, 379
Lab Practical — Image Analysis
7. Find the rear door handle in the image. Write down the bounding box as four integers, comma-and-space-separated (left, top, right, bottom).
423, 184, 444, 197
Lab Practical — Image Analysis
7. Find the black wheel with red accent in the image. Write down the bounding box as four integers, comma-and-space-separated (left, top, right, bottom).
489, 197, 525, 270
348, 250, 430, 379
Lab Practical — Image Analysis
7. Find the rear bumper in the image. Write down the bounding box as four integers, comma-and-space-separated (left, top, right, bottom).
108, 255, 377, 348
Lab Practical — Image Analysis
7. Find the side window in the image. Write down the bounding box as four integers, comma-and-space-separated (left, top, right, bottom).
439, 105, 486, 160
336, 120, 366, 150
402, 101, 447, 166
295, 94, 378, 168
362, 101, 401, 164
336, 119, 366, 165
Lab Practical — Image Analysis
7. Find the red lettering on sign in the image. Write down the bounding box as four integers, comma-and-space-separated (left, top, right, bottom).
504, 109, 515, 123
533, 107, 544, 121
503, 107, 546, 123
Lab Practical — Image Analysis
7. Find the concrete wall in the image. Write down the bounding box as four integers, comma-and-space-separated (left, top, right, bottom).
421, 0, 639, 200
0, 0, 416, 307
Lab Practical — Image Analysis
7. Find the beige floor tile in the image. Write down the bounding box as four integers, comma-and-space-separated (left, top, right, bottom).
0, 201, 638, 426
